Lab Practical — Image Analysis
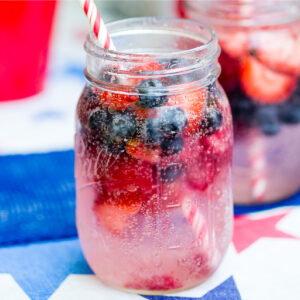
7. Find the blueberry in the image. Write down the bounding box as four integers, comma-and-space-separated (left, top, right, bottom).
143, 107, 187, 144
109, 112, 137, 141
256, 106, 281, 136
260, 122, 281, 135
144, 118, 162, 144
160, 163, 183, 184
158, 107, 188, 137
201, 107, 223, 135
288, 81, 300, 105
229, 89, 256, 125
88, 108, 110, 131
161, 136, 184, 156
137, 79, 168, 108
279, 105, 300, 124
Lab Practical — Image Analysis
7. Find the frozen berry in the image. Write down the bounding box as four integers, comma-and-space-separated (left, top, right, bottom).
88, 107, 110, 130
109, 112, 137, 141
160, 163, 183, 184
201, 107, 223, 135
256, 106, 281, 136
137, 79, 168, 108
158, 106, 188, 137
161, 136, 184, 156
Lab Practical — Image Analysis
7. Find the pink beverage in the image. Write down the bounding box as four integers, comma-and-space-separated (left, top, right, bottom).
75, 18, 233, 294
183, 1, 300, 204
0, 0, 56, 101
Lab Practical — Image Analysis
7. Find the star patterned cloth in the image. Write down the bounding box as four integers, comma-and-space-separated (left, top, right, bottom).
1, 2, 300, 300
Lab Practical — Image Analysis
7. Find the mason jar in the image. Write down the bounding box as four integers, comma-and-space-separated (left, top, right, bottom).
184, 0, 300, 204
75, 17, 233, 294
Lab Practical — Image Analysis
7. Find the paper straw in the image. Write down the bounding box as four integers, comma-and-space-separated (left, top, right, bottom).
249, 134, 267, 201
79, 0, 115, 50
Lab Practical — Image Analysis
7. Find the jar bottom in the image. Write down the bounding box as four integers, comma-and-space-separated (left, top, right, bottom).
233, 125, 300, 205
234, 184, 299, 205
96, 271, 215, 296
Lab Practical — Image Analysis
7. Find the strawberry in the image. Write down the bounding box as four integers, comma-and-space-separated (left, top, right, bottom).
168, 88, 207, 135
253, 29, 300, 75
93, 190, 143, 235
219, 30, 249, 59
129, 60, 163, 86
240, 55, 297, 104
218, 51, 240, 93
186, 149, 216, 191
125, 139, 161, 164
104, 154, 154, 191
132, 106, 157, 120
100, 89, 138, 111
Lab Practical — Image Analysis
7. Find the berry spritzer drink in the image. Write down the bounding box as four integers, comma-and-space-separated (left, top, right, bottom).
75, 18, 233, 294
184, 0, 300, 204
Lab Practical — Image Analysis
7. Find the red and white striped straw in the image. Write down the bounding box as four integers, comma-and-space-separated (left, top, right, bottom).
249, 134, 267, 201
79, 0, 115, 51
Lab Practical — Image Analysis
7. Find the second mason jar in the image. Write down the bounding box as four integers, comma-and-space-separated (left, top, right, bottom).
75, 17, 233, 294
184, 0, 300, 204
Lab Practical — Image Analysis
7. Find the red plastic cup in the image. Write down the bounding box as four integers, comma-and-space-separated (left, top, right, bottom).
0, 0, 57, 101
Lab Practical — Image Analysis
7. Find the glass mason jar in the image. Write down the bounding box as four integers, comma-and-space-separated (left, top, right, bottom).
184, 0, 300, 204
75, 17, 233, 294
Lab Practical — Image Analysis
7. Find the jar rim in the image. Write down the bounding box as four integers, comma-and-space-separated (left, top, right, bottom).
184, 0, 300, 28
84, 17, 218, 61
83, 17, 220, 93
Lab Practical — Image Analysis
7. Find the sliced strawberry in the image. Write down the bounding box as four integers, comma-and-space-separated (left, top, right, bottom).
104, 154, 154, 191
93, 190, 143, 235
253, 30, 300, 75
219, 30, 249, 59
168, 88, 207, 135
126, 140, 161, 164
240, 55, 297, 104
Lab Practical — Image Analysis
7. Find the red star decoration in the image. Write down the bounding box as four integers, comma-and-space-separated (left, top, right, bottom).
233, 211, 297, 253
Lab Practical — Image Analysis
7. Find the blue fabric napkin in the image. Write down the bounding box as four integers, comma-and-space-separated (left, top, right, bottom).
0, 150, 77, 245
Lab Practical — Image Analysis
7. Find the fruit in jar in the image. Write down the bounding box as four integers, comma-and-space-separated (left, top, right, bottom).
240, 55, 297, 104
